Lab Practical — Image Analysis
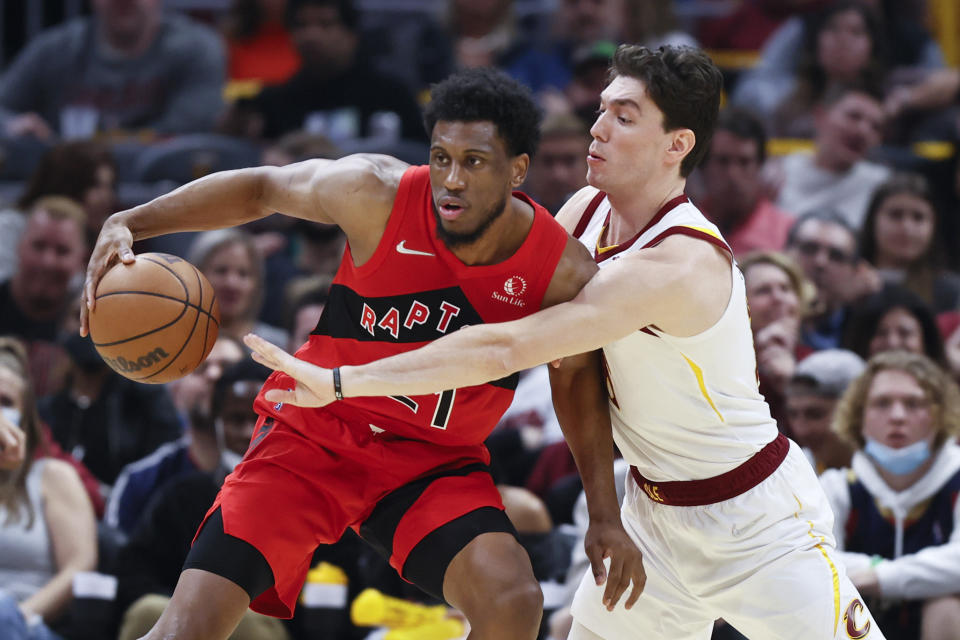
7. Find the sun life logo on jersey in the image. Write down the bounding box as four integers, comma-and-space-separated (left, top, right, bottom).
492, 275, 527, 307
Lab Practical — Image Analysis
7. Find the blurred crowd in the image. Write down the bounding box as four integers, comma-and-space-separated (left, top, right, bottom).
1, 1, 959, 639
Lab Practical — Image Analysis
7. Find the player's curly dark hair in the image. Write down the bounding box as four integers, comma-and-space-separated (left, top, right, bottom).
423, 68, 542, 158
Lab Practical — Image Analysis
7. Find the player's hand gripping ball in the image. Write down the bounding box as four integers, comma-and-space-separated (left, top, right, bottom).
87, 253, 220, 383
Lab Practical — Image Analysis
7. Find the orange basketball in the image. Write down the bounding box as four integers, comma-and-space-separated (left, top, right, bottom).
88, 252, 220, 384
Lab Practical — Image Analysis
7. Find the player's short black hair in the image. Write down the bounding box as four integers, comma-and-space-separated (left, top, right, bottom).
423, 68, 542, 158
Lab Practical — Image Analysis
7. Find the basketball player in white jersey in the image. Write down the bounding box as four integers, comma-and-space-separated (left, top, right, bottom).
244, 45, 885, 639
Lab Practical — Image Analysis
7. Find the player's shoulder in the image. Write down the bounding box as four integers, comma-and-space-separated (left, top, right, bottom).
542, 236, 597, 308
555, 186, 603, 234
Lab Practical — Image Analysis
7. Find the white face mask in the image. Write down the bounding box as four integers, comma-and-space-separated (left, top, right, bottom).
1, 406, 21, 427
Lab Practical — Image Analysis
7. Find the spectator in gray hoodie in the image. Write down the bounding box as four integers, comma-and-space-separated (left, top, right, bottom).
0, 0, 225, 140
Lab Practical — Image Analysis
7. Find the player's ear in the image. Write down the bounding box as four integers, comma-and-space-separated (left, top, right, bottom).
510, 153, 530, 188
666, 129, 695, 169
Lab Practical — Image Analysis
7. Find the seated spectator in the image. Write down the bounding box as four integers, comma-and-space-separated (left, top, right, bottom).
698, 107, 795, 256
0, 335, 105, 518
522, 112, 589, 215
740, 251, 815, 431
731, 0, 942, 121
0, 140, 115, 282
224, 0, 301, 88
0, 0, 225, 140
187, 229, 288, 347
506, 0, 623, 96
0, 198, 87, 395
769, 1, 885, 139
842, 286, 947, 366
786, 209, 882, 350
785, 348, 864, 473
106, 335, 245, 536
113, 360, 288, 640
774, 83, 889, 229
0, 338, 96, 638
822, 351, 960, 639
39, 334, 182, 486
225, 0, 424, 143
859, 173, 960, 314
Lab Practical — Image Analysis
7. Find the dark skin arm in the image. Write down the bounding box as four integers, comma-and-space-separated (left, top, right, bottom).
80, 153, 407, 335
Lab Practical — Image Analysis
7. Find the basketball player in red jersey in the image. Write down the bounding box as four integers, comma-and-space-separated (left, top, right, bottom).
79, 68, 643, 640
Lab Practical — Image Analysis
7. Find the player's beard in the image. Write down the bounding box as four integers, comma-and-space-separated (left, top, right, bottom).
433, 194, 508, 249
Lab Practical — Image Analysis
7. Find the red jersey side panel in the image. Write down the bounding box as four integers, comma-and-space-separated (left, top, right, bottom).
254, 165, 568, 447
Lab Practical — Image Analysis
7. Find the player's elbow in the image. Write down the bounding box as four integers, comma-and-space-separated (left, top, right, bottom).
469, 327, 526, 380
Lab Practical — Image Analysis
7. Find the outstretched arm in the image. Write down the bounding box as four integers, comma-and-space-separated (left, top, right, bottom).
81, 153, 405, 335
245, 234, 714, 404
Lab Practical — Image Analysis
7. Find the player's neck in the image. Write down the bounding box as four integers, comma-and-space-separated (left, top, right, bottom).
448, 195, 534, 266
605, 174, 686, 246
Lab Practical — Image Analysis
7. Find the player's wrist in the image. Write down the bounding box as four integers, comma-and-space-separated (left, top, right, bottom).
333, 367, 343, 401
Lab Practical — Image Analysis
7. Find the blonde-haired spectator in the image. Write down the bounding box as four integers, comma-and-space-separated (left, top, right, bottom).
822, 350, 960, 640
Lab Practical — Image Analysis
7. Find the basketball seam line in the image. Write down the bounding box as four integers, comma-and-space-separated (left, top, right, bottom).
138, 257, 205, 382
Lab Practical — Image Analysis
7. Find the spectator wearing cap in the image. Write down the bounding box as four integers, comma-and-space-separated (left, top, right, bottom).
822, 351, 960, 639
785, 349, 865, 473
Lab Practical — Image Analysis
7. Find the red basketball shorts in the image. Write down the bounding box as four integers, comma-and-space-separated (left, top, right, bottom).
196, 411, 507, 618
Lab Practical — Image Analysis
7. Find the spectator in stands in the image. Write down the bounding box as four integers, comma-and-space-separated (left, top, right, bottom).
731, 0, 942, 121
0, 198, 87, 395
740, 251, 815, 431
822, 350, 960, 639
0, 141, 115, 282
106, 335, 245, 536
522, 112, 589, 215
506, 0, 624, 95
226, 0, 424, 143
188, 229, 288, 347
0, 0, 225, 140
786, 209, 881, 350
0, 337, 97, 638
113, 360, 288, 640
0, 336, 105, 519
785, 348, 864, 473
775, 83, 889, 229
843, 286, 947, 367
859, 173, 960, 314
224, 0, 300, 88
699, 107, 795, 256
39, 334, 182, 486
769, 1, 886, 139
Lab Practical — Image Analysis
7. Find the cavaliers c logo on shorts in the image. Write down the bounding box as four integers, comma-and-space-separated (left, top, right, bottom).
843, 598, 871, 639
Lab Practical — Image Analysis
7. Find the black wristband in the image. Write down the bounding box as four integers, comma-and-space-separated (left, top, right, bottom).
333, 367, 343, 401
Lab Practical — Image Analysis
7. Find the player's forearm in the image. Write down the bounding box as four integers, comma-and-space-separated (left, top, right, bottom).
549, 354, 621, 520
341, 324, 525, 397
113, 168, 272, 241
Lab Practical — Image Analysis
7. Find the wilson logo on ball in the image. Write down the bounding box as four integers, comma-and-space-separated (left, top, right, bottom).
102, 347, 171, 373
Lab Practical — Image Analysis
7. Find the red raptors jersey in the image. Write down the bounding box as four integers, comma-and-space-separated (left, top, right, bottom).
254, 165, 568, 447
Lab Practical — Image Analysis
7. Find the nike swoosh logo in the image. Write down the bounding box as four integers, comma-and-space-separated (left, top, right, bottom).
396, 240, 435, 257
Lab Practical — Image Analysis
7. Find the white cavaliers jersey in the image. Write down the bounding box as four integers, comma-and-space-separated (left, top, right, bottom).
572, 191, 778, 481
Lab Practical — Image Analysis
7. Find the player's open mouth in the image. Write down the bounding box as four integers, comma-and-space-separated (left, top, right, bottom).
438, 197, 466, 219
587, 151, 605, 163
